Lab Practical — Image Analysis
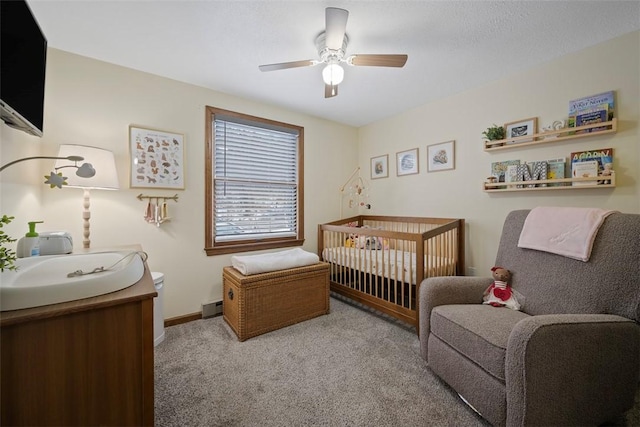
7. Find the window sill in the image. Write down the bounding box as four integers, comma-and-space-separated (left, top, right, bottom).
205, 239, 304, 256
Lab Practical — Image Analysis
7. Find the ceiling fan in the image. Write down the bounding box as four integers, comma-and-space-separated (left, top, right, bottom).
258, 7, 408, 98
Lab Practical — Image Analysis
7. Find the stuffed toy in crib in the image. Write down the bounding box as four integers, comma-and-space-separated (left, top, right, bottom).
483, 266, 521, 310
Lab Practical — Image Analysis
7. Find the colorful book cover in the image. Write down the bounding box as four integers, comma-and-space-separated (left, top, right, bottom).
570, 148, 613, 176
571, 160, 599, 186
568, 91, 615, 118
574, 108, 608, 134
568, 91, 614, 132
491, 160, 520, 183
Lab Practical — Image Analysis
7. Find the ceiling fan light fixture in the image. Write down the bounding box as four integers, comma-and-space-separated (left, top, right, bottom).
322, 63, 344, 86
258, 8, 408, 98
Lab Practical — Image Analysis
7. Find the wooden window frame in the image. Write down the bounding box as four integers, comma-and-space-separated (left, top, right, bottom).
204, 106, 304, 256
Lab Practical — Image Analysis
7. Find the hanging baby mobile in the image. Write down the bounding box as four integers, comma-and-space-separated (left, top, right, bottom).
339, 167, 371, 218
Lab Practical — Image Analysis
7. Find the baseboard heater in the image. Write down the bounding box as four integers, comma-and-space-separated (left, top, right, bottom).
202, 300, 223, 318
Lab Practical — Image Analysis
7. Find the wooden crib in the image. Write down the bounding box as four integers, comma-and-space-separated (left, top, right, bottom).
318, 215, 465, 328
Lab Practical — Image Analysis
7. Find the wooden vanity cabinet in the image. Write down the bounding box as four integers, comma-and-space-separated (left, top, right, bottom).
0, 267, 156, 426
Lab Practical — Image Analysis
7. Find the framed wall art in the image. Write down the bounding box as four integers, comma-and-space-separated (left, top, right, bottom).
427, 140, 455, 172
370, 154, 389, 179
129, 125, 185, 189
396, 148, 419, 176
504, 117, 538, 144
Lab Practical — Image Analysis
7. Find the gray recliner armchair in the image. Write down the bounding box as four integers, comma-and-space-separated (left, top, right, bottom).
419, 209, 640, 426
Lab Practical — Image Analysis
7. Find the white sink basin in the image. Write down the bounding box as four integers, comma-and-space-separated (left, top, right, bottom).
1, 251, 146, 311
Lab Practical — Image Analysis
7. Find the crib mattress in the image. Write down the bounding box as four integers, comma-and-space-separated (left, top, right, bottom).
322, 247, 454, 285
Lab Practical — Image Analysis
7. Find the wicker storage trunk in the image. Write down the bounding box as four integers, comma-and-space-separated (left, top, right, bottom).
222, 263, 330, 341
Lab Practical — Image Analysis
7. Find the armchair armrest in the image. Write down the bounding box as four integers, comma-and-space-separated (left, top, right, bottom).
506, 314, 640, 426
418, 276, 493, 359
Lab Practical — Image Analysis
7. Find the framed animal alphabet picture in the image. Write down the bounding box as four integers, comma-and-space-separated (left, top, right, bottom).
129, 125, 185, 189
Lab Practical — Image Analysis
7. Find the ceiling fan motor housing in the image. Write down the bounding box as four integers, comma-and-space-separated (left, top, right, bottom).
316, 32, 349, 64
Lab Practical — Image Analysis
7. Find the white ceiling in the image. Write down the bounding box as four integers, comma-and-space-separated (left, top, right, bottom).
27, 1, 640, 127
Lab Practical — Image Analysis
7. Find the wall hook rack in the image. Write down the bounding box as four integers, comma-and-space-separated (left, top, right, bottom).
137, 194, 178, 227
136, 193, 179, 202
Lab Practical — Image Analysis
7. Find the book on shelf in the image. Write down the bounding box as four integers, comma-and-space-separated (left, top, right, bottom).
491, 160, 520, 185
506, 164, 526, 187
567, 91, 614, 133
570, 148, 613, 172
571, 160, 599, 186
575, 108, 608, 134
571, 148, 613, 186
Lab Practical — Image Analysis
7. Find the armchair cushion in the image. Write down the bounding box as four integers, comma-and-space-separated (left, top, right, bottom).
418, 276, 492, 358
431, 305, 529, 380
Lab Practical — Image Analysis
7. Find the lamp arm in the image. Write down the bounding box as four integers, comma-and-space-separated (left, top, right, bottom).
0, 156, 84, 173
54, 164, 78, 171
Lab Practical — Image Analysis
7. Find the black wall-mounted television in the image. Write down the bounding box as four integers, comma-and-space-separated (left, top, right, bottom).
1, 0, 48, 137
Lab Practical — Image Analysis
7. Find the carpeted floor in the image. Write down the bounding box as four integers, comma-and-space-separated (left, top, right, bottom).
155, 296, 640, 427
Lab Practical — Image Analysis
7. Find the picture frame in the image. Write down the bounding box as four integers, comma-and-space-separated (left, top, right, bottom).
427, 140, 455, 172
504, 117, 538, 144
129, 125, 185, 189
370, 154, 389, 179
396, 148, 419, 176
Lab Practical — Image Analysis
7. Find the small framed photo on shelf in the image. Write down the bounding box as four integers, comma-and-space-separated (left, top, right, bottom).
427, 140, 455, 172
504, 117, 538, 144
396, 148, 419, 176
129, 125, 185, 189
370, 154, 389, 179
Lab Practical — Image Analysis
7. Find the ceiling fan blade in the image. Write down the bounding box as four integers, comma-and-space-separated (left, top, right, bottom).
349, 54, 408, 67
324, 83, 338, 98
259, 59, 316, 72
325, 7, 349, 50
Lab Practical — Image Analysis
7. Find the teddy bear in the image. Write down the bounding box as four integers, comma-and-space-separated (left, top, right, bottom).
482, 266, 521, 310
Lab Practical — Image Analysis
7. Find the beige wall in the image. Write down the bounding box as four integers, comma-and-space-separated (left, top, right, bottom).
358, 31, 640, 277
1, 49, 359, 319
2, 31, 638, 320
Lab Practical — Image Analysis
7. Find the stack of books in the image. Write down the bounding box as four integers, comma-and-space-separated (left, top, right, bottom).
567, 91, 615, 134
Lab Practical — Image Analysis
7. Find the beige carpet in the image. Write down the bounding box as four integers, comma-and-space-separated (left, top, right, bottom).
154, 296, 639, 427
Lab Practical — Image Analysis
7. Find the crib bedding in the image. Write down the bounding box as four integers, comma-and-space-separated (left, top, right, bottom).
321, 247, 455, 285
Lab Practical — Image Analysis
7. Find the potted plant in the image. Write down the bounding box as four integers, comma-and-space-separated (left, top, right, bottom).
482, 124, 505, 147
1, 215, 17, 272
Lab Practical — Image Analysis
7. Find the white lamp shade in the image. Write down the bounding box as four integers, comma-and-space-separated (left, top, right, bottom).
322, 63, 344, 86
55, 144, 119, 190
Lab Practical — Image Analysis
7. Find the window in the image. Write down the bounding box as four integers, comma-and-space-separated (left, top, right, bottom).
205, 107, 304, 255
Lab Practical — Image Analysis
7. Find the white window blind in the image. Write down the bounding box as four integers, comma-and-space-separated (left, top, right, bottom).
213, 118, 299, 242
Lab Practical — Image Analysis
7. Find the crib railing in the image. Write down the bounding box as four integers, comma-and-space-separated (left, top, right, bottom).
318, 215, 465, 327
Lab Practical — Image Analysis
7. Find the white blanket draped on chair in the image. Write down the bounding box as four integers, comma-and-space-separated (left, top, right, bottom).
517, 206, 616, 261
